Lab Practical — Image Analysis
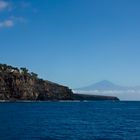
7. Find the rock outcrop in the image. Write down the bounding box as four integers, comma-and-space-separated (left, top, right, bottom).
0, 64, 119, 101
73, 94, 119, 101
0, 64, 73, 101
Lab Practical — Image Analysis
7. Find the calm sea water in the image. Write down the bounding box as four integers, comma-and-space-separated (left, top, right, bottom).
0, 101, 140, 140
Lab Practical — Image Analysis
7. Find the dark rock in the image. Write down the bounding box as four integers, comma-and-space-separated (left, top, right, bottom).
0, 64, 119, 101
73, 94, 120, 101
0, 64, 73, 101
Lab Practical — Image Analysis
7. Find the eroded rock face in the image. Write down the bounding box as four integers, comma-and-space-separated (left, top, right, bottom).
0, 65, 73, 101
0, 64, 120, 101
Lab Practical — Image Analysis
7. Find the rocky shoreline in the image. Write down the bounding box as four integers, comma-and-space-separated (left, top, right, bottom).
73, 94, 119, 101
0, 64, 119, 102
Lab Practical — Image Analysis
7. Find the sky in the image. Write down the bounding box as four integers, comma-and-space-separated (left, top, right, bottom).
0, 0, 140, 89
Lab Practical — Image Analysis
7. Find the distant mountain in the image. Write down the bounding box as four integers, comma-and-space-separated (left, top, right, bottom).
74, 80, 140, 101
75, 80, 128, 91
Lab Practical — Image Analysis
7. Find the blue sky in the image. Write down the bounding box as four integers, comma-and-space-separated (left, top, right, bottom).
0, 0, 140, 88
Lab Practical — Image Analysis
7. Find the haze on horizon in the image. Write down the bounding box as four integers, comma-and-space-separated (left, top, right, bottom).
1, 0, 140, 90
74, 80, 140, 101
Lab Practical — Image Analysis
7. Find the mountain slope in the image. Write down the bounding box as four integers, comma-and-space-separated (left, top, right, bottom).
76, 80, 126, 91
0, 64, 119, 101
74, 80, 140, 101
0, 64, 73, 101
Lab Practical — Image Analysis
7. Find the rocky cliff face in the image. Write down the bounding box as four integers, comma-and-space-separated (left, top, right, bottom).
0, 64, 119, 101
0, 64, 73, 101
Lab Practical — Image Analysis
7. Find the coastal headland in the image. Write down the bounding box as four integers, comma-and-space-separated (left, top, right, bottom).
0, 64, 119, 102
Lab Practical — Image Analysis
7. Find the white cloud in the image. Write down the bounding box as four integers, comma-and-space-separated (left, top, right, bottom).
0, 19, 14, 28
0, 0, 9, 11
0, 1, 32, 29
0, 16, 27, 28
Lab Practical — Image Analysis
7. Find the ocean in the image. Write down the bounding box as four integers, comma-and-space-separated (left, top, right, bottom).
0, 101, 140, 140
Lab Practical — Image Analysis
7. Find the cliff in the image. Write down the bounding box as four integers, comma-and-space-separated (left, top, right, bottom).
0, 64, 119, 101
0, 64, 73, 101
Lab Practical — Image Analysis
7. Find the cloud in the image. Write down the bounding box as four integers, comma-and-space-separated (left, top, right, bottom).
0, 0, 10, 11
0, 19, 14, 28
0, 16, 27, 28
0, 1, 32, 29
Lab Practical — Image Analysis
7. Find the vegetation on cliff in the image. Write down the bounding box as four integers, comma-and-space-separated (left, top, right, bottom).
0, 64, 73, 101
0, 64, 119, 101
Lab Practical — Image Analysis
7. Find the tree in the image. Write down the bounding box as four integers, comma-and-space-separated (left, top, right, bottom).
31, 72, 38, 78
2, 64, 8, 71
20, 67, 29, 74
0, 64, 3, 71
13, 67, 20, 72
